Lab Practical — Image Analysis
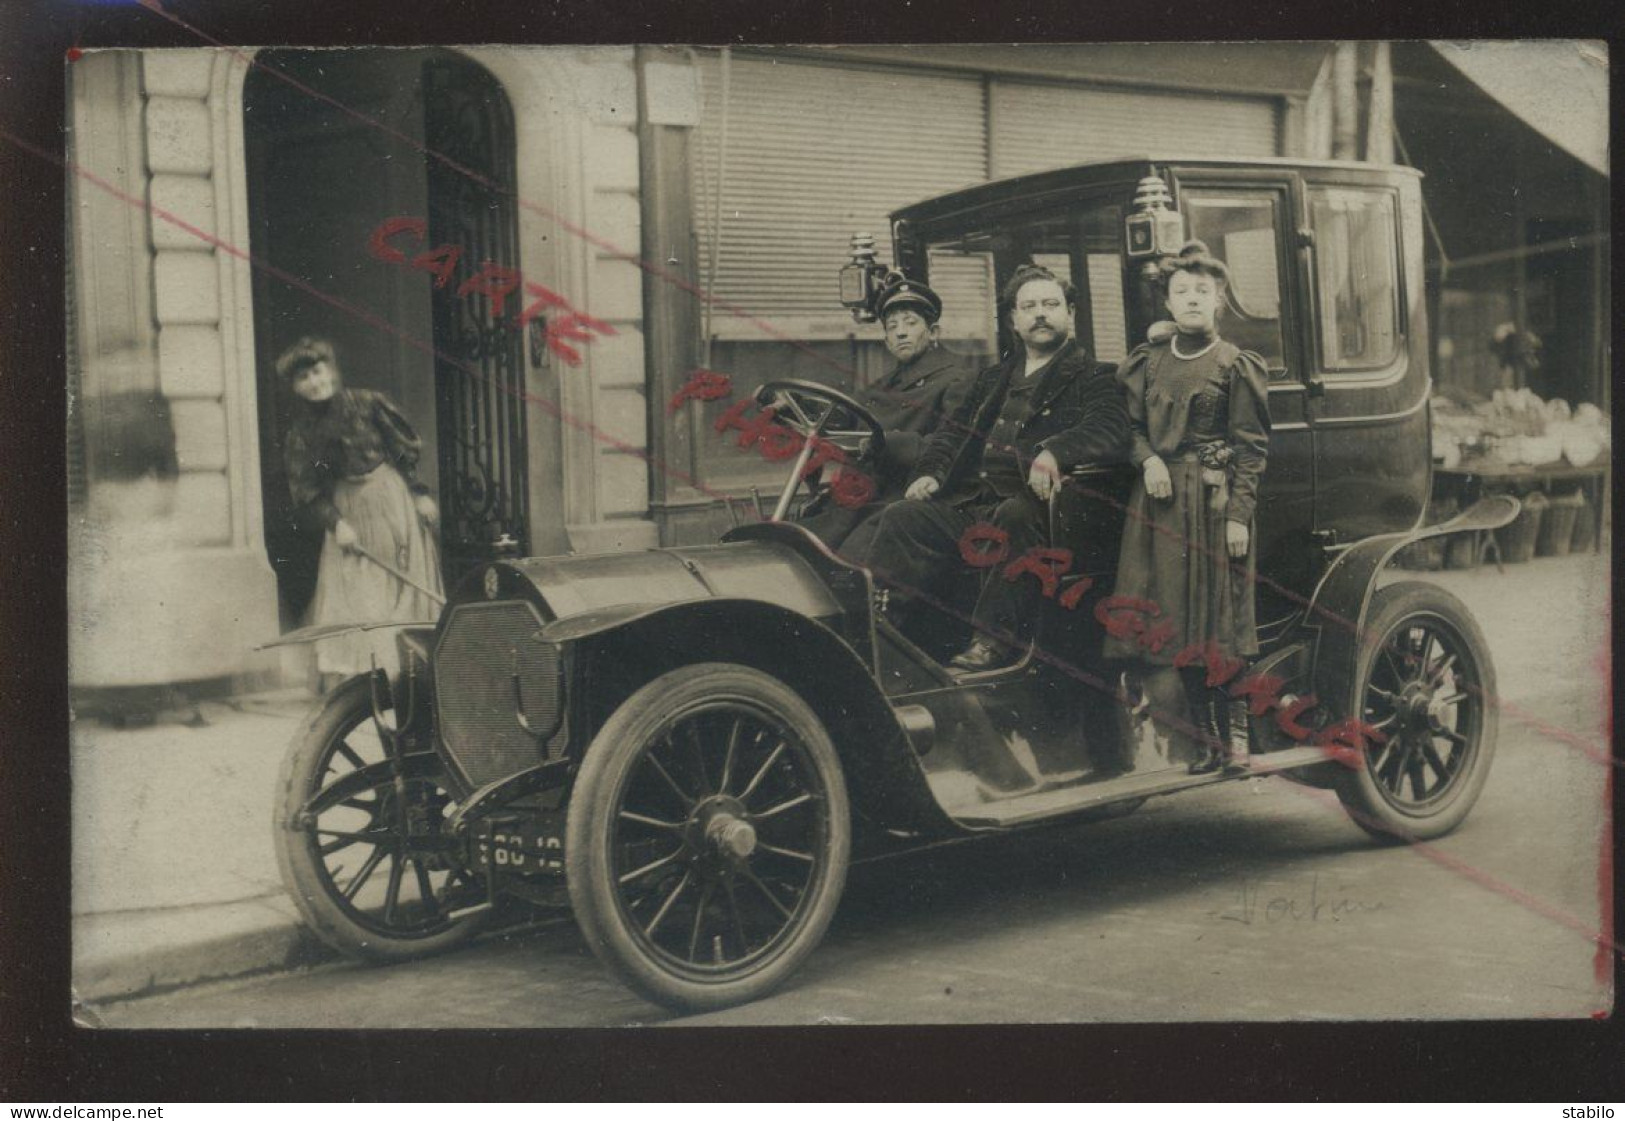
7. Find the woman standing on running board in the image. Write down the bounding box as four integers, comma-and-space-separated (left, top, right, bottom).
1106, 240, 1270, 774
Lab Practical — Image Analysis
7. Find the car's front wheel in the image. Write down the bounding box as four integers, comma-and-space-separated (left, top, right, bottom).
274, 673, 489, 962
566, 663, 850, 1012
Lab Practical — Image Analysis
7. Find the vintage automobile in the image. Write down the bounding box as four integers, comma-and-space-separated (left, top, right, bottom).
273, 156, 1516, 1012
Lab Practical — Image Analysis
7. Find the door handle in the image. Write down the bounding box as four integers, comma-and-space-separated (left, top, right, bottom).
1305, 376, 1327, 399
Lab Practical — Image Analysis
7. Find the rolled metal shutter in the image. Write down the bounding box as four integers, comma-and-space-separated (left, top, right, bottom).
989, 79, 1279, 179
693, 54, 987, 342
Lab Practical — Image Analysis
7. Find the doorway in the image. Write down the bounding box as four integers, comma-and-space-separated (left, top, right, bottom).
244, 48, 532, 629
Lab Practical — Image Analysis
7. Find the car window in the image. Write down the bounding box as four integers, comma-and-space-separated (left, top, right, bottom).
926, 247, 998, 364
922, 198, 1129, 362
1311, 187, 1401, 370
1182, 189, 1286, 371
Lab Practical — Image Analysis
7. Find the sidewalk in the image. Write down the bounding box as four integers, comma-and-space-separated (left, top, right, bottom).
70, 550, 1610, 1004
71, 689, 327, 1002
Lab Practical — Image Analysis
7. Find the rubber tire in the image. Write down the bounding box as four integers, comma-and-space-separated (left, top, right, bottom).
1333, 581, 1499, 843
274, 674, 489, 963
566, 663, 851, 1013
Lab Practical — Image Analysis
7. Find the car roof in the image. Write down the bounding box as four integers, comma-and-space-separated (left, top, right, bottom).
891, 155, 1424, 227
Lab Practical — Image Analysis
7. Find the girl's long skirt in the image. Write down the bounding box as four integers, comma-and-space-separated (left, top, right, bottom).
1103, 458, 1258, 665
309, 464, 444, 677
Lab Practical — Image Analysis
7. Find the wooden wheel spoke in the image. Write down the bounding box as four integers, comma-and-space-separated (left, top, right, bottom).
1419, 739, 1453, 781
742, 869, 793, 920
1419, 633, 1441, 682
1379, 739, 1414, 793
1406, 753, 1429, 801
334, 740, 368, 771
718, 718, 745, 796
737, 739, 789, 805
752, 792, 813, 821
756, 841, 814, 864
1369, 737, 1399, 776
619, 810, 683, 832
619, 846, 686, 885
1428, 651, 1458, 686
1380, 646, 1409, 688
644, 871, 692, 939
342, 845, 387, 902
1440, 726, 1469, 748
317, 827, 393, 855
412, 857, 439, 917
686, 882, 716, 963
643, 749, 695, 810
1432, 692, 1467, 710
687, 722, 716, 796
724, 879, 751, 956
383, 851, 405, 924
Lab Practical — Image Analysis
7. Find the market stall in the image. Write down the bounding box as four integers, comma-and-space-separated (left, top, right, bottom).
1426, 387, 1609, 568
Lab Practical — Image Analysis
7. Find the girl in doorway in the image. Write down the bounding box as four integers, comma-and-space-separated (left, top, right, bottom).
1107, 241, 1271, 774
277, 337, 444, 684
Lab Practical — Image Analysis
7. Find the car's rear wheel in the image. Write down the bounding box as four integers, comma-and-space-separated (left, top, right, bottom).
275, 673, 489, 962
566, 663, 850, 1012
1334, 581, 1498, 842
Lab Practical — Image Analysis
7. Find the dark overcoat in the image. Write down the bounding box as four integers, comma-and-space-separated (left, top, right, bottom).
859, 344, 975, 497
912, 338, 1129, 503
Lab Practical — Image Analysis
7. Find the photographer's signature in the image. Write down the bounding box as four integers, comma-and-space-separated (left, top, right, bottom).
1216, 874, 1384, 925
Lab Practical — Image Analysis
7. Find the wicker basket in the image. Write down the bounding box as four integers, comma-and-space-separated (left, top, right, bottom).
1494, 490, 1548, 564
1570, 496, 1598, 553
1443, 532, 1481, 570
1536, 491, 1584, 557
1396, 495, 1456, 570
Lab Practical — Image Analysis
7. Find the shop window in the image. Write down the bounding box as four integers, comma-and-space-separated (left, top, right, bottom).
1311, 188, 1401, 371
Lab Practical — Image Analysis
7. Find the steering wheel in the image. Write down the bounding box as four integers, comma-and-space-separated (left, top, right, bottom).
753, 379, 887, 522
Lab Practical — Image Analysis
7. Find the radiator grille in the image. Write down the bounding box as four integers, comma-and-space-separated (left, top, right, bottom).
434, 601, 562, 789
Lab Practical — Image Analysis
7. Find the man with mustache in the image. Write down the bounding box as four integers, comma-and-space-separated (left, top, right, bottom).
859, 263, 1129, 672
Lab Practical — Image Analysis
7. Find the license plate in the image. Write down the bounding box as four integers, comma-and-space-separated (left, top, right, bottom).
474, 816, 564, 874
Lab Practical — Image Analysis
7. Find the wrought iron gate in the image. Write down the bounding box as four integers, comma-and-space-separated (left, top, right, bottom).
423, 56, 530, 582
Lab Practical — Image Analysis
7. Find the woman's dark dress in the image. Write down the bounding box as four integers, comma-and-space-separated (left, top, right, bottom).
1105, 336, 1270, 664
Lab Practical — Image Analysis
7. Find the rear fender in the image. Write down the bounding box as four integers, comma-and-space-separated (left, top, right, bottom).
1300, 494, 1518, 718
562, 598, 957, 835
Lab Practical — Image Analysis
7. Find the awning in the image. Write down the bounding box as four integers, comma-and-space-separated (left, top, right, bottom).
1429, 40, 1608, 177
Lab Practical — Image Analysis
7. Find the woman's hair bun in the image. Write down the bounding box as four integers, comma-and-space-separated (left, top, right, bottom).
275, 336, 337, 383
1157, 239, 1229, 287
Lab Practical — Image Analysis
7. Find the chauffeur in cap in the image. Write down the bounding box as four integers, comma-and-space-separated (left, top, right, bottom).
800, 275, 973, 556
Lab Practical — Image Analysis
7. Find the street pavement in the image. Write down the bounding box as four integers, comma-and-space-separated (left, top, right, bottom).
74, 549, 1612, 1021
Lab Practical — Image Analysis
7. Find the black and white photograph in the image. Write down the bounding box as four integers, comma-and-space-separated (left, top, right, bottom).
56, 37, 1611, 1036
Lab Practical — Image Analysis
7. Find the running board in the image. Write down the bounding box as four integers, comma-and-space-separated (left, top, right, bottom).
953, 746, 1335, 828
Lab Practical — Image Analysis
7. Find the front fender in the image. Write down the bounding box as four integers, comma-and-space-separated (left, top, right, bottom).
565, 597, 957, 836
1300, 494, 1518, 717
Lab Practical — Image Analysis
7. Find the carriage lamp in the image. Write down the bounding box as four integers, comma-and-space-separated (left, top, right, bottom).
1125, 174, 1185, 261
840, 232, 892, 323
